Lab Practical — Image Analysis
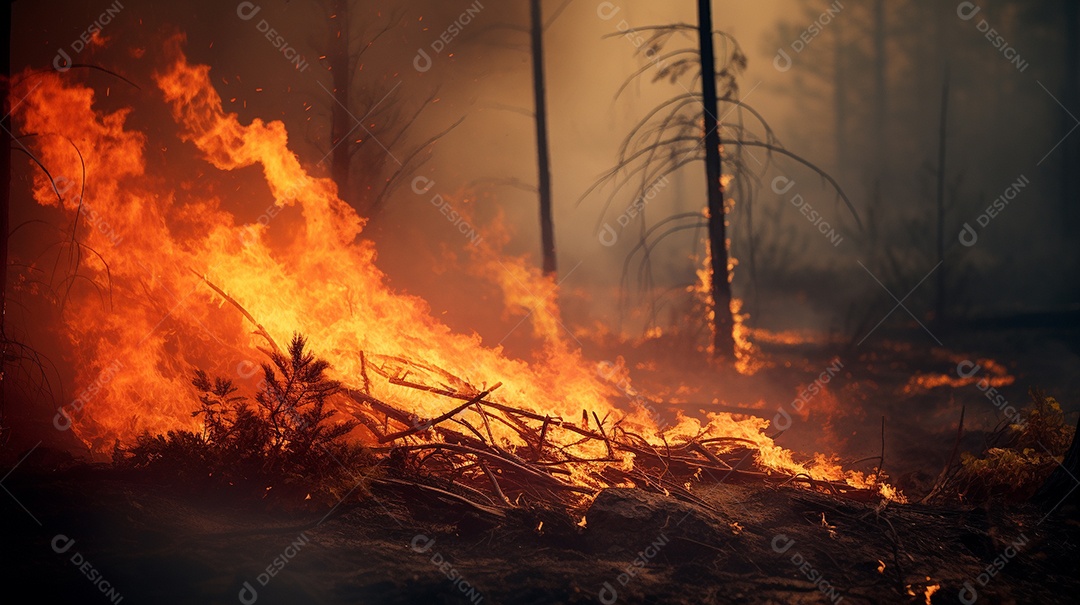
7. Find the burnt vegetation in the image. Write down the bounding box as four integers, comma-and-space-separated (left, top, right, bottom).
949, 389, 1076, 504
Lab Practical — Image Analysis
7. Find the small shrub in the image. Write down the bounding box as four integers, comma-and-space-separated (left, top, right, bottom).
955, 388, 1074, 503
115, 334, 370, 505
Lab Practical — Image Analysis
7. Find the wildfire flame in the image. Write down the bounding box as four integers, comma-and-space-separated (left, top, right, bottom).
13, 35, 897, 499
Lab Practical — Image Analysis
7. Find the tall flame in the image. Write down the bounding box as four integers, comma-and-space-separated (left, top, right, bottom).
14, 37, 894, 497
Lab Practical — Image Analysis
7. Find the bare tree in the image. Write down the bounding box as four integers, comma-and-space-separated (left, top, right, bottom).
583, 4, 859, 365
834, 16, 847, 170
696, 0, 735, 361
934, 69, 950, 324
530, 0, 556, 276
873, 0, 887, 176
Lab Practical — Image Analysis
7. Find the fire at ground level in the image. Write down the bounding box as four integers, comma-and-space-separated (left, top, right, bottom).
2, 322, 1079, 604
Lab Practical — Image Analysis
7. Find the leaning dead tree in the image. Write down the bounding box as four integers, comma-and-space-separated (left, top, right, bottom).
582, 4, 860, 364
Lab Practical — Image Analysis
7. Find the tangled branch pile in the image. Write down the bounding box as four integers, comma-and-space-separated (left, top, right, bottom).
335, 353, 884, 516
115, 326, 885, 514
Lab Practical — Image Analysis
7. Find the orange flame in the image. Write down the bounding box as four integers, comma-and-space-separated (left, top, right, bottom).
14, 37, 896, 498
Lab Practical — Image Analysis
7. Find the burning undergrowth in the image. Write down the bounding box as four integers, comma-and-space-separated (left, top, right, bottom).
113, 334, 371, 505
11, 35, 903, 516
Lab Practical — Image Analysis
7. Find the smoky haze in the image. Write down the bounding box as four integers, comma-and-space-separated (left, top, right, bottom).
7, 0, 1079, 396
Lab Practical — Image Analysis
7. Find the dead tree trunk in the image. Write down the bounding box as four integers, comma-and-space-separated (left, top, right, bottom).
935, 69, 949, 325
833, 17, 846, 170
696, 0, 735, 362
873, 0, 887, 177
530, 0, 556, 277
329, 0, 351, 204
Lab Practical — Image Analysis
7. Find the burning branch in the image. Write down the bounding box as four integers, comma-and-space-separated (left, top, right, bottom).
189, 268, 282, 355
348, 357, 888, 514
378, 382, 503, 443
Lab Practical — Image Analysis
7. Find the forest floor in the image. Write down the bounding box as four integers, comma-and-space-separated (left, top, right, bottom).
2, 322, 1079, 604
0, 464, 1077, 604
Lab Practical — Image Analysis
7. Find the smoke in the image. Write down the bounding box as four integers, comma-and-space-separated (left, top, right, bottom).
7, 0, 1076, 439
